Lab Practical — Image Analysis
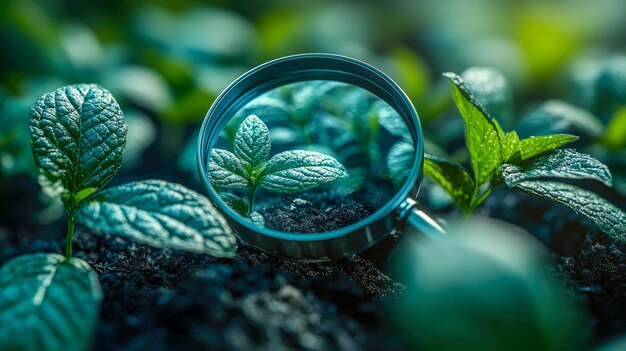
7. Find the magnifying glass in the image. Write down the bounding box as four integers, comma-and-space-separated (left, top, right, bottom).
197, 53, 444, 261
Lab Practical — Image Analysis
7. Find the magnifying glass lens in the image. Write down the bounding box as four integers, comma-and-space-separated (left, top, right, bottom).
208, 80, 416, 233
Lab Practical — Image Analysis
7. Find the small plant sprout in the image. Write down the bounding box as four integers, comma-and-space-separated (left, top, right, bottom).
223, 81, 343, 147
29, 84, 235, 259
209, 114, 348, 226
393, 72, 626, 242
0, 84, 236, 351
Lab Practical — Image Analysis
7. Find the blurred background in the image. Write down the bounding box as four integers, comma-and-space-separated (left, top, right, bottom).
1, 0, 625, 237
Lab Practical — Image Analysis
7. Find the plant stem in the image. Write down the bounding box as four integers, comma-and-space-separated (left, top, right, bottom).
472, 187, 493, 209
65, 213, 77, 261
247, 187, 256, 215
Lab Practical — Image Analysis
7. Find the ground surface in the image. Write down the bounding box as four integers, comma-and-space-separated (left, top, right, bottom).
0, 180, 625, 350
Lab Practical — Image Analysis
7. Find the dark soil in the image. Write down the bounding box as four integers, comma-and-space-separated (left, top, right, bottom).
0, 224, 404, 351
1, 178, 625, 349
260, 194, 373, 233
480, 190, 626, 343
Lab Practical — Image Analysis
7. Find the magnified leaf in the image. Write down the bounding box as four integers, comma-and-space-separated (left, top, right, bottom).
209, 149, 249, 189
388, 141, 415, 186
512, 180, 626, 242
424, 154, 474, 211
377, 100, 411, 141
501, 149, 612, 187
0, 253, 102, 351
517, 134, 579, 161
234, 114, 271, 168
250, 212, 265, 227
236, 96, 290, 123
29, 84, 127, 202
219, 193, 265, 227
219, 192, 248, 216
75, 180, 236, 257
443, 72, 503, 187
259, 150, 348, 193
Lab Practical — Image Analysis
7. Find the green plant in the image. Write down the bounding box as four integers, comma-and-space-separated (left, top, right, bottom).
392, 72, 626, 242
223, 81, 343, 148
0, 84, 236, 351
390, 217, 590, 351
210, 114, 348, 225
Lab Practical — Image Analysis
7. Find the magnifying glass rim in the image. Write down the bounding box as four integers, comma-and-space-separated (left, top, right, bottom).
197, 53, 424, 242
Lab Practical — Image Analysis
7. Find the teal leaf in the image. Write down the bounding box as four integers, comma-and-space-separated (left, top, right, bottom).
29, 84, 127, 202
234, 114, 271, 168
519, 100, 604, 138
0, 253, 102, 351
424, 154, 475, 211
259, 150, 348, 193
75, 180, 236, 257
376, 100, 410, 141
209, 148, 249, 189
443, 72, 503, 187
461, 67, 514, 128
512, 181, 626, 242
290, 80, 345, 119
249, 212, 265, 227
219, 192, 248, 216
387, 141, 416, 186
236, 96, 290, 123
518, 134, 579, 161
501, 149, 612, 187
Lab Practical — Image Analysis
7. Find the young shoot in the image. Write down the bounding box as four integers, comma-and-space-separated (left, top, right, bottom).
209, 114, 348, 226
390, 71, 626, 242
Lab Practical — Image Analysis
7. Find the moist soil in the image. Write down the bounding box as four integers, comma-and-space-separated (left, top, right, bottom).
1, 182, 625, 349
260, 193, 373, 233
0, 189, 404, 351
480, 190, 626, 343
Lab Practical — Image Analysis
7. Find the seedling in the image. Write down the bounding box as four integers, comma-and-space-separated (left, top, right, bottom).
0, 84, 236, 351
209, 114, 348, 225
389, 72, 626, 242
223, 81, 342, 147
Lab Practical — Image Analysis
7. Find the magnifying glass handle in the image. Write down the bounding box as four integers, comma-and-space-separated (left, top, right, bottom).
399, 198, 445, 238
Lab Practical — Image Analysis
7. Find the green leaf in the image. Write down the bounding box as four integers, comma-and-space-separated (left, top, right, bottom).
443, 72, 503, 187
518, 134, 579, 161
501, 131, 521, 162
234, 114, 271, 168
387, 141, 415, 186
501, 149, 613, 187
72, 187, 97, 203
512, 181, 626, 242
604, 107, 626, 150
209, 149, 249, 189
519, 100, 604, 138
75, 180, 236, 257
29, 84, 127, 201
461, 67, 514, 129
259, 150, 348, 193
219, 192, 248, 216
0, 253, 102, 351
424, 154, 475, 211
